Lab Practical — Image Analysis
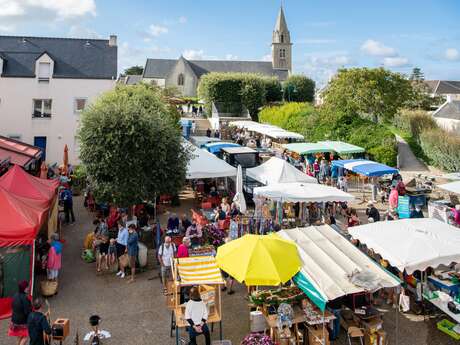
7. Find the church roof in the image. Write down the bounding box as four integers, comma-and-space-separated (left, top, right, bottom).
274, 6, 289, 32
143, 58, 288, 80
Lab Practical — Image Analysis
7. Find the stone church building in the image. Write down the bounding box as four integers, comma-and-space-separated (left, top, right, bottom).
141, 7, 292, 97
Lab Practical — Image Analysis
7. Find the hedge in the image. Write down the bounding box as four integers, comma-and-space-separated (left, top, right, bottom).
420, 128, 460, 172
259, 103, 397, 166
394, 109, 438, 142
197, 73, 282, 120
283, 75, 315, 102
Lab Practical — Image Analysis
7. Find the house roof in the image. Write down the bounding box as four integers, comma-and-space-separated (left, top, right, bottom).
143, 58, 288, 80
433, 100, 460, 120
424, 80, 460, 95
0, 35, 117, 79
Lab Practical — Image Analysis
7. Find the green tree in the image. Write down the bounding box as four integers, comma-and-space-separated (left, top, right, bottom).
123, 65, 144, 75
323, 67, 413, 122
78, 84, 189, 207
409, 67, 424, 81
263, 77, 283, 102
283, 75, 315, 102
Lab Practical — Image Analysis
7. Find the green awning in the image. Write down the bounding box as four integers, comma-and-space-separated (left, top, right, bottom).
318, 141, 365, 155
293, 272, 328, 311
283, 142, 331, 155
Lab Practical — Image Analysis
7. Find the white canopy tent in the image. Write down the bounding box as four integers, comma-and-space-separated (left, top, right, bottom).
246, 157, 317, 185
278, 226, 400, 310
348, 218, 460, 274
439, 181, 460, 195
184, 142, 236, 179
229, 120, 304, 140
253, 182, 354, 203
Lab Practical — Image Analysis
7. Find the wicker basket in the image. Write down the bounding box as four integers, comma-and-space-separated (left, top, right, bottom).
40, 280, 58, 297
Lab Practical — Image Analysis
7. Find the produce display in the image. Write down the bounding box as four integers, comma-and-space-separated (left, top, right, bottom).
249, 286, 305, 307
190, 245, 216, 257
240, 333, 274, 345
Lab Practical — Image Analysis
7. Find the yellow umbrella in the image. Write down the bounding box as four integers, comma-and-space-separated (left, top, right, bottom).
216, 233, 301, 286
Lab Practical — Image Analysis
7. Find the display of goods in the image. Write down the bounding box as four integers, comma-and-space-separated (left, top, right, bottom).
190, 245, 215, 257
250, 286, 305, 306
240, 333, 274, 345
204, 225, 227, 247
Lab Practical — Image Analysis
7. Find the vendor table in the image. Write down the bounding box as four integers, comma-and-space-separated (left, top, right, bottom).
425, 291, 460, 324
429, 275, 460, 296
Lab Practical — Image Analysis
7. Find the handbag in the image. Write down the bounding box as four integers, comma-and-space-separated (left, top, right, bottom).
399, 292, 410, 312
119, 254, 129, 268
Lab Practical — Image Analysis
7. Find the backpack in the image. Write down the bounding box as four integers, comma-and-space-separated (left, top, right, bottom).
159, 243, 177, 258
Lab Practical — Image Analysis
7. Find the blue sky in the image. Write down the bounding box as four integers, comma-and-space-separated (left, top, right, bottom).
1, 0, 459, 86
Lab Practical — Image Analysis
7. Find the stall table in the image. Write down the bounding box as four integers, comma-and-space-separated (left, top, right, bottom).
425, 291, 460, 324
429, 275, 460, 296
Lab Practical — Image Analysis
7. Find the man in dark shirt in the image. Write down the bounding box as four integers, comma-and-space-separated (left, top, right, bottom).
27, 299, 51, 345
365, 202, 380, 222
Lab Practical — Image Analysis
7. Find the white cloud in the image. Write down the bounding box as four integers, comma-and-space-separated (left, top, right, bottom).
361, 39, 396, 57
119, 42, 171, 72
178, 16, 187, 24
68, 25, 100, 39
445, 48, 459, 61
261, 54, 272, 62
0, 0, 96, 19
148, 24, 168, 37
383, 56, 410, 67
301, 52, 354, 87
225, 54, 239, 60
183, 49, 205, 60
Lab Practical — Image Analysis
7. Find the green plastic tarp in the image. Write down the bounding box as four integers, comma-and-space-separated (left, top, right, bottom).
318, 141, 365, 155
283, 143, 331, 155
293, 272, 328, 311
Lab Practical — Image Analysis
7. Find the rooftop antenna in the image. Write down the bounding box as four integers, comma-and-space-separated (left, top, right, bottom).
84, 40, 91, 47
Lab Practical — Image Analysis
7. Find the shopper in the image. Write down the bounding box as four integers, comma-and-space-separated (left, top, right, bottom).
47, 233, 62, 281
365, 202, 380, 222
61, 186, 75, 225
177, 237, 191, 258
27, 299, 51, 345
185, 287, 211, 345
8, 281, 31, 345
158, 236, 176, 291
115, 221, 129, 278
126, 224, 139, 283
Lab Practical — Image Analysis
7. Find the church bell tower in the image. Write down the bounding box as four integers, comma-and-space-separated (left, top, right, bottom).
271, 6, 292, 73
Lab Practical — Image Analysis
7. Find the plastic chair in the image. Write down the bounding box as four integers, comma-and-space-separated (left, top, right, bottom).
347, 326, 364, 345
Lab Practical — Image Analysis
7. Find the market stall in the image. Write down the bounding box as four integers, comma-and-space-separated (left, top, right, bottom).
246, 157, 317, 185
349, 218, 460, 339
279, 225, 400, 344
439, 181, 460, 195
252, 182, 354, 229
189, 136, 221, 148
0, 186, 46, 319
168, 256, 224, 345
283, 141, 365, 156
230, 120, 304, 141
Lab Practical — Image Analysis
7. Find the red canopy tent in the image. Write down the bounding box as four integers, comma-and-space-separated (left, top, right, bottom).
0, 165, 58, 208
0, 186, 46, 319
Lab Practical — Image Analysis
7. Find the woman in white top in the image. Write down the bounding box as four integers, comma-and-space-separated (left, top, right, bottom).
221, 197, 230, 215
185, 287, 210, 345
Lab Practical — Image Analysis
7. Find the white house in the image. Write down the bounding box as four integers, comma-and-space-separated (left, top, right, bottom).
424, 80, 460, 102
0, 35, 118, 164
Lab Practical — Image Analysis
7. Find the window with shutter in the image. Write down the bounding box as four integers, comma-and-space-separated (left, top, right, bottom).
38, 62, 51, 82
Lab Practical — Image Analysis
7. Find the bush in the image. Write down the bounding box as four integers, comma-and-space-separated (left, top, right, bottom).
283, 75, 315, 102
259, 103, 397, 166
420, 128, 460, 172
394, 109, 438, 141
197, 72, 281, 120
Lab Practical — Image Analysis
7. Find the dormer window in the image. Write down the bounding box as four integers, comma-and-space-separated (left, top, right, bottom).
38, 62, 51, 82
178, 73, 185, 86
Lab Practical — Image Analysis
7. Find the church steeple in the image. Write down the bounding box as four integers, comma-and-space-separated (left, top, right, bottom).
271, 6, 292, 73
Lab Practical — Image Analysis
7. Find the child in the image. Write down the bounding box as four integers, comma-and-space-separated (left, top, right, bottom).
108, 238, 117, 267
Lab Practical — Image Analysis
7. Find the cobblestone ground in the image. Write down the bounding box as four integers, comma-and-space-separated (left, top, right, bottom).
0, 193, 458, 345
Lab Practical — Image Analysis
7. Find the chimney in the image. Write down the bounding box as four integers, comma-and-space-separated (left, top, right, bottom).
109, 35, 117, 47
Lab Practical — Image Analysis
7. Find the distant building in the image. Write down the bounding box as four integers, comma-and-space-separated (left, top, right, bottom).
0, 35, 118, 164
141, 7, 292, 97
424, 80, 460, 102
432, 100, 460, 134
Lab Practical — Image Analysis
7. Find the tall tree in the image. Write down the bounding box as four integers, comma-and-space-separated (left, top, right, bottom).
283, 75, 315, 102
323, 67, 413, 122
78, 84, 189, 207
409, 67, 424, 81
123, 65, 144, 75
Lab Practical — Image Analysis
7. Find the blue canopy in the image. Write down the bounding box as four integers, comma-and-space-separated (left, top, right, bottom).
203, 142, 240, 154
332, 159, 398, 177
